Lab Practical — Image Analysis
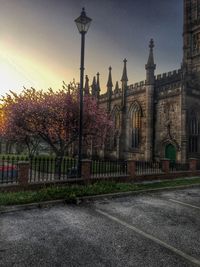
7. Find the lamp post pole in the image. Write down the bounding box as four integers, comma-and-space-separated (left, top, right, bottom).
75, 8, 92, 177
78, 31, 85, 177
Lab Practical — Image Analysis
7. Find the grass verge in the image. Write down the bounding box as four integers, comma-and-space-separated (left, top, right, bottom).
0, 177, 200, 206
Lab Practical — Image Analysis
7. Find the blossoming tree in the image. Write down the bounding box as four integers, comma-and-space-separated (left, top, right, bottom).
1, 86, 113, 161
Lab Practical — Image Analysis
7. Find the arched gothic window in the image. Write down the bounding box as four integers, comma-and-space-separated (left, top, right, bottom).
198, 2, 200, 18
130, 102, 142, 149
113, 112, 120, 148
115, 112, 120, 130
191, 0, 199, 21
188, 110, 199, 153
110, 106, 121, 149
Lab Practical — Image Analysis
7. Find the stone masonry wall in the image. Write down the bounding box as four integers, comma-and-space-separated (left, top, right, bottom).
99, 87, 147, 160
154, 88, 182, 161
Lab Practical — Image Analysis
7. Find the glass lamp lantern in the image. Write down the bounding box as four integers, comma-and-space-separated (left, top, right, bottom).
75, 8, 92, 34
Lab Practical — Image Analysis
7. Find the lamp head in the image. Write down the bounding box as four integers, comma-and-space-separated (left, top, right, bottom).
75, 8, 92, 34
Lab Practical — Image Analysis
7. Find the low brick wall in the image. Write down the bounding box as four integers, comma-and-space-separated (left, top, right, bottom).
1, 171, 200, 193
0, 158, 200, 193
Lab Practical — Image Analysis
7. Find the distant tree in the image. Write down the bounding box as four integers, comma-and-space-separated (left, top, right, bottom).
1, 85, 113, 175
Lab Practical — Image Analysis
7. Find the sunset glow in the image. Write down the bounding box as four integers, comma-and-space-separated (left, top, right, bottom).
0, 0, 182, 95
0, 43, 65, 95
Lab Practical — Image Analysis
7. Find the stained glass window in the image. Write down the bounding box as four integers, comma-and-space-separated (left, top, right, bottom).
115, 112, 120, 129
189, 110, 199, 153
130, 103, 142, 149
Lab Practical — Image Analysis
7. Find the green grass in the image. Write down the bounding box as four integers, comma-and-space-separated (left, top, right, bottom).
0, 177, 200, 206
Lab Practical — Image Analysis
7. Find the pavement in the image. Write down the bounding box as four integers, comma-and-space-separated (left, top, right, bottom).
0, 186, 200, 267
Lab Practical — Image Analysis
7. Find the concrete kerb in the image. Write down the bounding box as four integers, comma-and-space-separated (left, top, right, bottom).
76, 183, 200, 203
0, 199, 70, 214
0, 183, 200, 214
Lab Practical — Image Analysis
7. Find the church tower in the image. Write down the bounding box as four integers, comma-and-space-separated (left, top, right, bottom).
182, 0, 200, 162
183, 0, 200, 74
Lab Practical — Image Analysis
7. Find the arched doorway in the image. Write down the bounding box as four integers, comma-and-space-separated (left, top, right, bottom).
165, 144, 176, 161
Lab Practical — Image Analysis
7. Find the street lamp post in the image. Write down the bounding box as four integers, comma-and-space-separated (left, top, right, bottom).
75, 8, 92, 177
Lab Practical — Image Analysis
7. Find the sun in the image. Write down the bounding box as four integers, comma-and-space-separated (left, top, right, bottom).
0, 43, 65, 96
0, 56, 31, 92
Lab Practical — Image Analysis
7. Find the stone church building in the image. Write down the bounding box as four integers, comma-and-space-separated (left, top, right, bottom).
1, 0, 199, 163
89, 0, 200, 162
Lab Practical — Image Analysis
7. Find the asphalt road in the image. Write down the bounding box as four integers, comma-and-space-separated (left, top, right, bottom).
0, 187, 200, 267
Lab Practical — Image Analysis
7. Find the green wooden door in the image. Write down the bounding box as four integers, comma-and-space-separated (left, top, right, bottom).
165, 144, 176, 161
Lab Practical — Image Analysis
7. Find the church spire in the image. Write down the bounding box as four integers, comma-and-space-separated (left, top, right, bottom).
107, 66, 113, 88
96, 72, 101, 97
84, 75, 90, 95
145, 39, 156, 85
91, 76, 97, 96
107, 66, 113, 112
114, 81, 119, 93
121, 58, 128, 82
146, 39, 155, 67
121, 59, 128, 109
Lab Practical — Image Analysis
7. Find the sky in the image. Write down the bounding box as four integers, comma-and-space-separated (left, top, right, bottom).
0, 0, 183, 95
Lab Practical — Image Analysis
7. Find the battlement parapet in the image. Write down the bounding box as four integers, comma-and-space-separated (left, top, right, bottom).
127, 81, 146, 96
99, 69, 182, 101
155, 69, 182, 86
131, 80, 146, 88
128, 80, 146, 90
156, 69, 181, 80
99, 89, 123, 103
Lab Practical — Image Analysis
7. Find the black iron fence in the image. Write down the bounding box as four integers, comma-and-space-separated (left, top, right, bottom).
91, 160, 127, 178
169, 162, 190, 172
197, 161, 200, 170
0, 155, 28, 184
29, 157, 78, 182
0, 156, 128, 184
1, 155, 200, 186
136, 161, 162, 175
